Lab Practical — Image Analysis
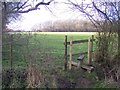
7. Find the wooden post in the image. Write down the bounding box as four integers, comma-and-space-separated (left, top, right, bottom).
10, 34, 13, 69
88, 37, 91, 65
77, 61, 81, 68
91, 35, 94, 62
69, 35, 72, 70
64, 35, 67, 70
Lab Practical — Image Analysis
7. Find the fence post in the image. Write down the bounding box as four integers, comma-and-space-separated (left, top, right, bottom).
69, 35, 72, 70
10, 34, 13, 69
64, 35, 67, 70
91, 35, 94, 62
88, 37, 91, 65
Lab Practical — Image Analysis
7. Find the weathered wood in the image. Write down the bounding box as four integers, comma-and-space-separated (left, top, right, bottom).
64, 35, 67, 70
77, 61, 81, 68
68, 61, 78, 67
88, 37, 91, 65
10, 34, 13, 69
81, 65, 94, 71
66, 39, 95, 45
91, 35, 94, 62
91, 35, 94, 53
77, 54, 85, 61
69, 36, 72, 70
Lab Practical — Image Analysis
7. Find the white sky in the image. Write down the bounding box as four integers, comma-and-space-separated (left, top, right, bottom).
8, 0, 88, 31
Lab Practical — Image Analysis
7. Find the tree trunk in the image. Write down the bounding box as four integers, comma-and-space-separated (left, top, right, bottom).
2, 2, 7, 30
118, 32, 120, 61
118, 2, 120, 62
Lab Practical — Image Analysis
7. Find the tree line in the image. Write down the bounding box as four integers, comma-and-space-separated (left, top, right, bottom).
32, 20, 97, 32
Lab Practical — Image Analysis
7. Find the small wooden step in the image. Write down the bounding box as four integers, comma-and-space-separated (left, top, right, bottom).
68, 61, 78, 67
81, 65, 94, 71
77, 54, 85, 61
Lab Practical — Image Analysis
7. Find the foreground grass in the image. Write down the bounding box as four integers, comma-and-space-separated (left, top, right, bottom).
3, 32, 98, 88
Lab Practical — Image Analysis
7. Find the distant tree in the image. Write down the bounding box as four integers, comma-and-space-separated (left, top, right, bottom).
35, 19, 95, 32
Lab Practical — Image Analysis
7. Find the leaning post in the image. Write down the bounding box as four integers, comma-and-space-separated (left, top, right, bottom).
64, 35, 67, 70
91, 35, 94, 62
88, 37, 91, 65
69, 35, 72, 70
10, 34, 13, 70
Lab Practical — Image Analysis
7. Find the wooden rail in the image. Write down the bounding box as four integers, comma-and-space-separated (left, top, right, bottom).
66, 39, 95, 45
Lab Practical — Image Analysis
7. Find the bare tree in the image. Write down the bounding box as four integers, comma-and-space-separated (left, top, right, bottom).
67, 0, 120, 58
66, 0, 120, 82
2, 0, 54, 29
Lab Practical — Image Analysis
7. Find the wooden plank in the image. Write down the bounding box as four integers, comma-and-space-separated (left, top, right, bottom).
69, 35, 72, 70
64, 35, 67, 70
81, 65, 94, 71
68, 61, 78, 67
77, 61, 81, 68
66, 39, 95, 45
77, 54, 85, 60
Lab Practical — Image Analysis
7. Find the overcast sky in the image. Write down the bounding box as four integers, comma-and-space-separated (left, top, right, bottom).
8, 0, 89, 31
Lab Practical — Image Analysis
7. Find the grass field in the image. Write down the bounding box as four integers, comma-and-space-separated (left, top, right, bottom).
3, 32, 99, 88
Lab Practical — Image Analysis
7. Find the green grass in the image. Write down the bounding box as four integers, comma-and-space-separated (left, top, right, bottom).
2, 32, 97, 88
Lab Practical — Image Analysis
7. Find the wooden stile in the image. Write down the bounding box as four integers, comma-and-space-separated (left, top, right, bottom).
64, 35, 95, 70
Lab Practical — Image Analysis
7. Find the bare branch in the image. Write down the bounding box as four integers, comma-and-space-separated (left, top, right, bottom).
92, 2, 110, 20
7, 0, 54, 13
111, 2, 120, 20
68, 1, 99, 26
11, 0, 30, 12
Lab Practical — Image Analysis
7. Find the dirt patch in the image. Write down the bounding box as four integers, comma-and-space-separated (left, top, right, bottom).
56, 75, 94, 88
57, 78, 76, 88
75, 77, 94, 88
2, 68, 27, 88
